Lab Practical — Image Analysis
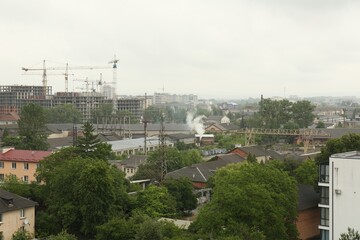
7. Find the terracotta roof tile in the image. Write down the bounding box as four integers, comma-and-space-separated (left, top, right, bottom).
0, 149, 52, 163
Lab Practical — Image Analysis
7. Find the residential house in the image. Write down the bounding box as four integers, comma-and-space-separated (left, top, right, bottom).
205, 115, 230, 124
109, 155, 147, 179
229, 146, 284, 163
205, 123, 240, 133
0, 189, 37, 240
0, 148, 52, 183
165, 153, 245, 188
0, 112, 19, 126
318, 151, 360, 240
297, 184, 320, 240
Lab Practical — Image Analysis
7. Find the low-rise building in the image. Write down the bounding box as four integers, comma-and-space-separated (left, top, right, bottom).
109, 155, 147, 179
0, 148, 52, 182
0, 189, 37, 240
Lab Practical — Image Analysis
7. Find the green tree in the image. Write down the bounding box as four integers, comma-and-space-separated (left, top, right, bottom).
315, 134, 360, 165
47, 230, 78, 240
92, 103, 114, 123
295, 159, 318, 185
291, 100, 315, 128
1, 136, 21, 148
259, 98, 292, 129
191, 163, 298, 240
76, 122, 112, 159
11, 229, 32, 240
340, 228, 360, 240
17, 103, 49, 150
96, 217, 134, 240
316, 121, 326, 128
36, 155, 129, 238
45, 104, 82, 123
144, 105, 162, 123
163, 178, 197, 213
134, 185, 177, 218
246, 153, 257, 164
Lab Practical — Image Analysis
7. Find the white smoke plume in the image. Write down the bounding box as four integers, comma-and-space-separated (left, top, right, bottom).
186, 112, 206, 138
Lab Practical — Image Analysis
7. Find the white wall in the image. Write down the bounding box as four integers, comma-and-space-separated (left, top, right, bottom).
331, 156, 360, 239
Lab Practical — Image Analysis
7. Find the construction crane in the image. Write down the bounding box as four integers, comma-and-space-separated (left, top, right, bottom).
22, 60, 110, 96
108, 55, 119, 100
73, 74, 103, 93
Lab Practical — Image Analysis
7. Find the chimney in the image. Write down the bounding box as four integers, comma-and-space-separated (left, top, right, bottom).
2, 147, 14, 154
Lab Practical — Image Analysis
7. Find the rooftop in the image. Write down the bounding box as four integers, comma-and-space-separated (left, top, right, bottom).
0, 149, 52, 163
331, 151, 360, 159
0, 189, 37, 214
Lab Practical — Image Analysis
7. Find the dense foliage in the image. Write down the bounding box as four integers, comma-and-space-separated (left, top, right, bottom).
315, 133, 360, 164
191, 163, 298, 240
45, 104, 82, 123
17, 103, 49, 150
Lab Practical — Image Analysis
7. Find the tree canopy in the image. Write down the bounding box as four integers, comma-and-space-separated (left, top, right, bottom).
191, 163, 298, 240
163, 178, 197, 213
36, 154, 129, 237
17, 103, 49, 150
315, 133, 360, 164
45, 104, 82, 123
75, 121, 112, 159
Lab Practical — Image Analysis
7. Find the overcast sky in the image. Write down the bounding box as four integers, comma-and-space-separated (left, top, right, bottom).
1, 0, 360, 99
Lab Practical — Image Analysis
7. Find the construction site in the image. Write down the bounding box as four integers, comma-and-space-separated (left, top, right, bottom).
0, 57, 147, 123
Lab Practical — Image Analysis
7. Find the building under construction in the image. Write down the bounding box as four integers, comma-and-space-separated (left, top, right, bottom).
0, 85, 52, 114
0, 85, 146, 123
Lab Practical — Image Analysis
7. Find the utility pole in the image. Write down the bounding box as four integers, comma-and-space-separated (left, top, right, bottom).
142, 93, 149, 156
159, 111, 167, 182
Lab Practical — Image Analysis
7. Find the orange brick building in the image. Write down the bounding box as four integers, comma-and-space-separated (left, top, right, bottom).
0, 148, 52, 183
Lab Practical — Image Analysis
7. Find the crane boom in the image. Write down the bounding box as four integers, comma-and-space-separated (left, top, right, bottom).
22, 60, 111, 94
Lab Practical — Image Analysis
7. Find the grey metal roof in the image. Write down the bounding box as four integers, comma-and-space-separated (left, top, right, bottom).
297, 184, 319, 211
165, 154, 245, 183
0, 189, 37, 214
108, 137, 172, 151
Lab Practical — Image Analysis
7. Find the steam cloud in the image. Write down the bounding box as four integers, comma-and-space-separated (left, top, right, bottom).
186, 112, 206, 138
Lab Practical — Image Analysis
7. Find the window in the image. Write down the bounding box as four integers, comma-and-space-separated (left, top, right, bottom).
24, 163, 29, 170
130, 168, 134, 174
20, 209, 25, 218
0, 162, 4, 168
11, 162, 16, 169
0, 213, 2, 222
0, 174, 4, 181
23, 176, 29, 183
321, 229, 329, 240
319, 164, 329, 183
321, 208, 329, 226
320, 187, 329, 205
36, 163, 40, 169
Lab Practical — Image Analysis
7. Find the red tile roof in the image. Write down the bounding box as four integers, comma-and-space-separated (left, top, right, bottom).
0, 112, 20, 121
0, 149, 52, 163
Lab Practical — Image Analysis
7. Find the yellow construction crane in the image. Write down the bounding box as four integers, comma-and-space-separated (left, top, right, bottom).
22, 60, 110, 96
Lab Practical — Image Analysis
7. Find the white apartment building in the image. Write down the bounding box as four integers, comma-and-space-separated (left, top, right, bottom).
318, 151, 360, 240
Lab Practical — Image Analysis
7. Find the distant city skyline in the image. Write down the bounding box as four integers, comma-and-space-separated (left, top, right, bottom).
1, 1, 360, 99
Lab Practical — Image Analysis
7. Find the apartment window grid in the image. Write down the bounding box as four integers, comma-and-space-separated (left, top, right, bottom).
24, 163, 29, 170
320, 208, 329, 227
320, 229, 329, 240
319, 164, 329, 183
11, 162, 16, 169
320, 187, 329, 205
